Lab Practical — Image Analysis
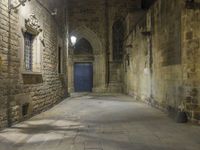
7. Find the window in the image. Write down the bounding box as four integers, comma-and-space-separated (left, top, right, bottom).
112, 20, 124, 61
24, 32, 34, 71
141, 0, 156, 10
23, 32, 41, 73
22, 14, 43, 73
74, 38, 93, 55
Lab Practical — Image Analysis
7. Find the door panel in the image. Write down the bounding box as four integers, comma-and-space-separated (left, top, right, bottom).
74, 63, 93, 92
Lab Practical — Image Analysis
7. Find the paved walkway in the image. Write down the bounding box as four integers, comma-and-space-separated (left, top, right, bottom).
0, 94, 200, 150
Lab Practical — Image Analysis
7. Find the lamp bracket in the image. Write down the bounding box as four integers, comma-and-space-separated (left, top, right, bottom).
9, 0, 31, 11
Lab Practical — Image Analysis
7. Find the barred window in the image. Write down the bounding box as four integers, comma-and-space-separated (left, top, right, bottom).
24, 32, 33, 71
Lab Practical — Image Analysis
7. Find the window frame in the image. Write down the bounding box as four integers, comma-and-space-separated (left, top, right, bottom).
20, 14, 43, 75
24, 32, 34, 71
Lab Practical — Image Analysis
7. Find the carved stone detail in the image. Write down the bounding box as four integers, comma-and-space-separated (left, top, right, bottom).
25, 14, 42, 35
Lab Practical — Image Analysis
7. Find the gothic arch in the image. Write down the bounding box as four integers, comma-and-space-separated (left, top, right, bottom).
74, 38, 93, 55
70, 26, 103, 55
68, 26, 106, 93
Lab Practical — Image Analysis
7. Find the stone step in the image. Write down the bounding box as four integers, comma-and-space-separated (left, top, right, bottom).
107, 83, 122, 93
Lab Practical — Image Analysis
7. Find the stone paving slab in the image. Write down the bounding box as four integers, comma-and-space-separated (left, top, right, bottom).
0, 94, 200, 150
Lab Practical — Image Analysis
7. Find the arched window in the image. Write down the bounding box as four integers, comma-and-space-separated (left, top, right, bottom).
74, 38, 93, 55
112, 19, 124, 61
141, 0, 156, 10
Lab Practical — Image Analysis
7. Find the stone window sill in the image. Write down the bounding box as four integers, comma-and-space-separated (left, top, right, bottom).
22, 71, 42, 75
22, 72, 43, 84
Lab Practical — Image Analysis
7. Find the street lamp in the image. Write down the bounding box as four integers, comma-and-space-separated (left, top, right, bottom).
9, 0, 31, 11
70, 36, 77, 46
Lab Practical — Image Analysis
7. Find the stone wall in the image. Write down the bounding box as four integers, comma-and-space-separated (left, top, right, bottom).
123, 0, 195, 111
0, 0, 68, 129
181, 2, 200, 106
68, 0, 107, 92
107, 0, 141, 93
151, 0, 183, 109
68, 0, 141, 93
123, 16, 150, 99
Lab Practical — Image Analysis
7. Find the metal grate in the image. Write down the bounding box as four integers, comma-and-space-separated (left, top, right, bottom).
22, 103, 29, 117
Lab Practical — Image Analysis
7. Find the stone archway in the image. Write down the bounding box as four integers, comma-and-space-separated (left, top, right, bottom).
68, 26, 106, 93
70, 26, 102, 55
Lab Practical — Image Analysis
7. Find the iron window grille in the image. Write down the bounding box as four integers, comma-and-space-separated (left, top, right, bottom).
24, 32, 33, 71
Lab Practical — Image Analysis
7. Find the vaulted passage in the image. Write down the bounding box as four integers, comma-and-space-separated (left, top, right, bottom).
1, 0, 200, 149
0, 94, 200, 150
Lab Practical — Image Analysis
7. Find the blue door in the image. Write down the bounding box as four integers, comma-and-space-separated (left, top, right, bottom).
74, 63, 93, 92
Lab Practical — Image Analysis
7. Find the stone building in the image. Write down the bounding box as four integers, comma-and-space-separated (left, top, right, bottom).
0, 0, 200, 130
0, 0, 68, 128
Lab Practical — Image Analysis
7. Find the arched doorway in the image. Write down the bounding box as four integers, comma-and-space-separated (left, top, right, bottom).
73, 38, 93, 92
68, 26, 106, 93
74, 38, 93, 55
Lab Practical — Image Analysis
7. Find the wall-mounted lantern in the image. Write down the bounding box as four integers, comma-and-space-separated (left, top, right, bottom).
51, 8, 58, 16
70, 36, 77, 46
9, 0, 31, 11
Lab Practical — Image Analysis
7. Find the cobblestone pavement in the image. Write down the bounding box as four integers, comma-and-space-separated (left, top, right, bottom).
0, 94, 200, 150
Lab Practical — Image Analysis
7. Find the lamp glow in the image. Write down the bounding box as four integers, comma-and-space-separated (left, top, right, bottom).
70, 36, 77, 46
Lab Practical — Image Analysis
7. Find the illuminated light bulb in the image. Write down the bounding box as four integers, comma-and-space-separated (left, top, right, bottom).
70, 36, 77, 46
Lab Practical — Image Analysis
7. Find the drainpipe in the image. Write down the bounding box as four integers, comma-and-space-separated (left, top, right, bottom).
64, 0, 69, 97
7, 0, 12, 127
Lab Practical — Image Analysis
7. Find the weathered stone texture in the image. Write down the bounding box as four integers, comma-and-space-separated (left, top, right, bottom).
0, 0, 68, 128
68, 0, 107, 92
181, 4, 200, 121
123, 16, 151, 100
123, 0, 200, 112
68, 0, 141, 93
181, 7, 200, 105
151, 0, 183, 109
